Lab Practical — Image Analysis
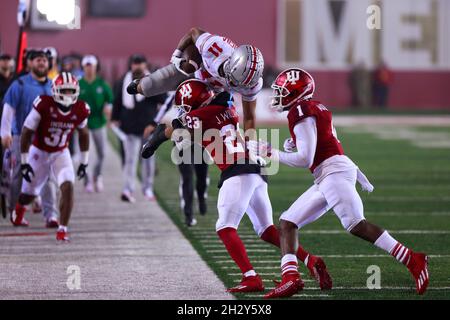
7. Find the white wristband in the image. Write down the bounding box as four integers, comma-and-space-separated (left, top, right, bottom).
80, 151, 89, 165
21, 153, 29, 164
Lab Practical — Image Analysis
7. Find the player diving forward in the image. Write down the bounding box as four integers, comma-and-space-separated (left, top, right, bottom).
248, 68, 429, 298
11, 72, 90, 241
128, 27, 265, 154
143, 78, 332, 292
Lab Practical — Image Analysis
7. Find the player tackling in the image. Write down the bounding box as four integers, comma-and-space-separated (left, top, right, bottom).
11, 72, 90, 242
248, 68, 429, 298
128, 27, 265, 156
145, 78, 332, 292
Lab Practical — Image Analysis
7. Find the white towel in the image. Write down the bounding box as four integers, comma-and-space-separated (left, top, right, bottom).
122, 71, 146, 109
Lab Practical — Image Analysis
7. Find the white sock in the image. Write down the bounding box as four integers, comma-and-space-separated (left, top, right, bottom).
375, 231, 411, 265
281, 254, 298, 276
58, 225, 68, 232
374, 231, 397, 253
244, 270, 257, 277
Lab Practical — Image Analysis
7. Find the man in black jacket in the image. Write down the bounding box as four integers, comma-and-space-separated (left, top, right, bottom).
112, 55, 167, 202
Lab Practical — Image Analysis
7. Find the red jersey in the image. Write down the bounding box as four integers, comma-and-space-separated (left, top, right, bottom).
32, 96, 90, 153
185, 104, 247, 171
287, 100, 344, 172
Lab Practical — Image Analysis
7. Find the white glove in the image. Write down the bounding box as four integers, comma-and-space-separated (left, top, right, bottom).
283, 138, 296, 153
170, 49, 189, 76
171, 129, 192, 151
247, 140, 271, 157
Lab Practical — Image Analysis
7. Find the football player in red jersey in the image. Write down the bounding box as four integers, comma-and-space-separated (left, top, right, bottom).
11, 72, 90, 242
143, 79, 332, 293
248, 68, 429, 298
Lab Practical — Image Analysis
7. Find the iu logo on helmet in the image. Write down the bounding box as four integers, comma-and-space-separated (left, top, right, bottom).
286, 70, 300, 85
180, 83, 193, 99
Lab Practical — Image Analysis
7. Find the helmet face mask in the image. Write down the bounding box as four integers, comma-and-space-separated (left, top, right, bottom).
223, 45, 264, 89
52, 72, 79, 110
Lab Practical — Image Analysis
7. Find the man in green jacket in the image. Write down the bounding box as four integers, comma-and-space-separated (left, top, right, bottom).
79, 55, 113, 192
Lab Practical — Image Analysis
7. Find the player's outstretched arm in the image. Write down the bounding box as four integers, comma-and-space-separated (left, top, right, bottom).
175, 27, 206, 52
242, 99, 257, 137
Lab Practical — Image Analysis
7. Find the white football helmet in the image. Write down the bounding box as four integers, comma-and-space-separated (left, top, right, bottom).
223, 45, 264, 88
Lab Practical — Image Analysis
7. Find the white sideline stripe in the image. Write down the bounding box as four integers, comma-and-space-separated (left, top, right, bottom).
196, 230, 450, 236
216, 260, 279, 264
204, 244, 277, 248
212, 254, 450, 259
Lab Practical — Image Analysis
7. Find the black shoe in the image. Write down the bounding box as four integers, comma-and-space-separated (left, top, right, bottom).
199, 198, 207, 216
185, 218, 197, 227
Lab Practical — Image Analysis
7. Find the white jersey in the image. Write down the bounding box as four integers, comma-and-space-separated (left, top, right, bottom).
194, 32, 263, 102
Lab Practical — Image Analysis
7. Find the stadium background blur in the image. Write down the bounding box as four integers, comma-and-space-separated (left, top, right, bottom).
1, 0, 449, 112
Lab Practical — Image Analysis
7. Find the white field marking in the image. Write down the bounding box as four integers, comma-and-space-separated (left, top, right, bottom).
246, 294, 331, 298
232, 278, 314, 283
221, 266, 284, 270
198, 230, 450, 237
364, 211, 450, 216
341, 125, 450, 149
212, 254, 450, 259
333, 115, 450, 127
365, 196, 450, 202
203, 244, 277, 248
207, 249, 275, 253
264, 286, 450, 291
228, 272, 305, 277
216, 260, 279, 264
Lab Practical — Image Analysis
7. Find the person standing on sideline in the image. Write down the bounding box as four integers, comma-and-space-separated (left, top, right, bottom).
79, 55, 113, 193
112, 54, 168, 202
0, 49, 59, 227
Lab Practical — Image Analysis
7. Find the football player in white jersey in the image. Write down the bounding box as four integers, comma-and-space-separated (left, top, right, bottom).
131, 28, 265, 159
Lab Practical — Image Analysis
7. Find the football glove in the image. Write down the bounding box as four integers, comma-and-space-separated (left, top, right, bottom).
77, 164, 88, 180
170, 49, 189, 76
21, 164, 34, 183
283, 138, 296, 153
126, 78, 140, 95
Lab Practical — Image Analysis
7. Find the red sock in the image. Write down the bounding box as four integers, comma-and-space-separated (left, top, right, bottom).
15, 203, 26, 215
217, 227, 253, 274
391, 242, 412, 265
260, 225, 310, 263
260, 225, 280, 246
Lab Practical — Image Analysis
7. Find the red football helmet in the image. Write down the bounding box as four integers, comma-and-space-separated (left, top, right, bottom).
270, 68, 315, 112
174, 79, 215, 124
52, 72, 79, 108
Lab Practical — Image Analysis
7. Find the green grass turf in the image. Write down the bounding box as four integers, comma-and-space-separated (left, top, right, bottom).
151, 124, 450, 300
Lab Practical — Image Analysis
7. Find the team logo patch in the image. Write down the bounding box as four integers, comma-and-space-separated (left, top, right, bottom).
180, 83, 193, 99
286, 70, 300, 85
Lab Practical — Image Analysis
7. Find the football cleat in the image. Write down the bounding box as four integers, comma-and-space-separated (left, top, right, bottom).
121, 191, 136, 203
306, 255, 332, 290
144, 189, 156, 202
56, 230, 70, 242
11, 205, 29, 227
95, 176, 104, 193
227, 274, 264, 293
264, 273, 304, 299
407, 252, 429, 295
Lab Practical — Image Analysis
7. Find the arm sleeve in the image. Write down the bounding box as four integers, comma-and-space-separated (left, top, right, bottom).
23, 108, 41, 131
0, 103, 15, 138
272, 117, 317, 168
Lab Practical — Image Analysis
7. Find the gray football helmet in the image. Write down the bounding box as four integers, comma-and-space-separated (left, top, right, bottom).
223, 45, 264, 88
